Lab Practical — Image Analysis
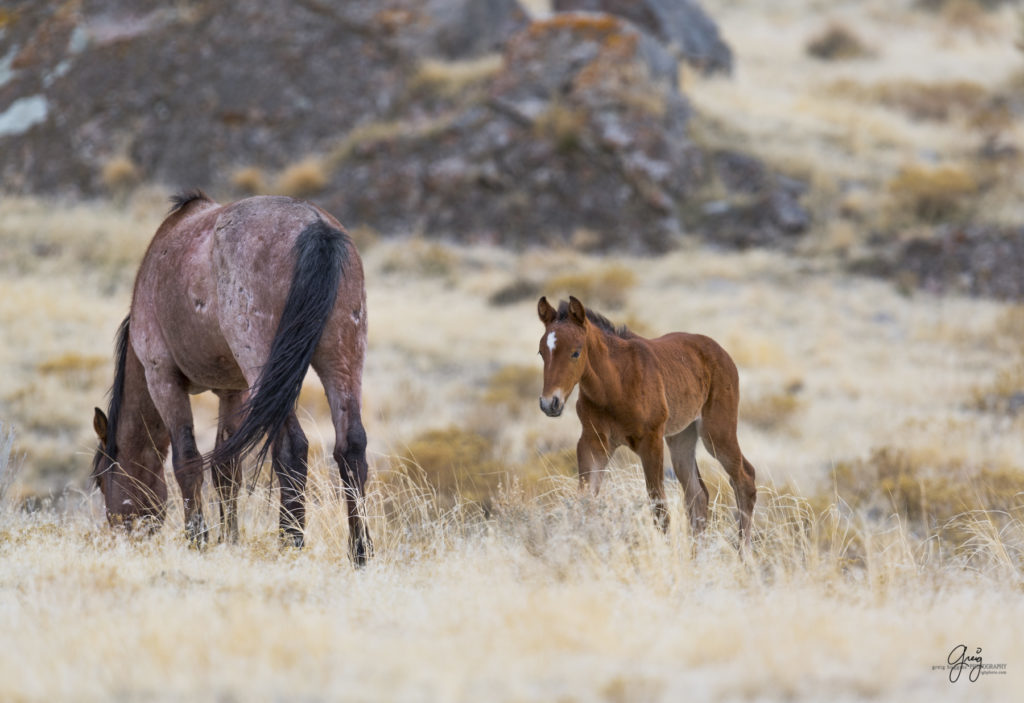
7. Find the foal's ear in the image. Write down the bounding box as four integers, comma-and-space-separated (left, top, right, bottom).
568, 296, 587, 327
538, 296, 557, 325
93, 408, 108, 445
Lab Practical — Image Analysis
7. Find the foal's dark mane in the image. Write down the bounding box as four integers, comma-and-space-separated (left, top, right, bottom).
168, 189, 212, 215
556, 300, 634, 339
92, 315, 131, 486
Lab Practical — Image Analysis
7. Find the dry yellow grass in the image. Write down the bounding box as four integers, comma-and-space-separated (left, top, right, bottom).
2, 193, 1023, 699
275, 157, 329, 197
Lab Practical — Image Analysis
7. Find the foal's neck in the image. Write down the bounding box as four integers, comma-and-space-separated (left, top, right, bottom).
580, 327, 628, 408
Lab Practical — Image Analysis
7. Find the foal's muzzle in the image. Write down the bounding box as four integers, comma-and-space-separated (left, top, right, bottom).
539, 395, 563, 417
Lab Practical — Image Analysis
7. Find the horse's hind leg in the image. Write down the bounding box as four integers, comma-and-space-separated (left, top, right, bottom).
212, 390, 245, 543
320, 378, 372, 565
272, 412, 309, 548
699, 407, 756, 551
666, 422, 709, 538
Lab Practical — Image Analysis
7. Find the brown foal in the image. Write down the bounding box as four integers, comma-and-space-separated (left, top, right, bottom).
537, 296, 757, 549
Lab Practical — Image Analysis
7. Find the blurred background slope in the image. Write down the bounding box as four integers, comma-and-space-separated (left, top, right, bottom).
0, 0, 806, 252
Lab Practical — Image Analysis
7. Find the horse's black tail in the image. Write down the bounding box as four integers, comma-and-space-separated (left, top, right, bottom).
207, 219, 349, 472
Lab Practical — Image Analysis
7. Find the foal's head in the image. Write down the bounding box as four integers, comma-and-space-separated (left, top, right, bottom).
537, 296, 591, 417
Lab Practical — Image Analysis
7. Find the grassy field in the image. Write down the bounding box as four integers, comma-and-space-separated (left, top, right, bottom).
2, 0, 1024, 701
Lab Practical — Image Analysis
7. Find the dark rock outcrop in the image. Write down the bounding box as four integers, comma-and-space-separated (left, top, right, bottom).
859, 225, 1024, 301
0, 0, 806, 252
552, 0, 733, 75
325, 13, 702, 252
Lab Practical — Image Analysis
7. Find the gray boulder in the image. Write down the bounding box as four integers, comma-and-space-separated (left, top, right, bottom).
552, 0, 733, 75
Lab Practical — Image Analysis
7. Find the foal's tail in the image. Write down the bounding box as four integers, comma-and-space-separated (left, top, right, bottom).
207, 219, 350, 471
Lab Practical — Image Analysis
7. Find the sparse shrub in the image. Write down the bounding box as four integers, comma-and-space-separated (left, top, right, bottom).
410, 54, 503, 99
488, 278, 540, 306
395, 426, 505, 510
741, 382, 804, 431
534, 100, 588, 153
887, 164, 977, 222
830, 447, 1024, 547
379, 239, 459, 278
231, 166, 267, 195
971, 360, 1024, 415
516, 448, 577, 490
0, 422, 22, 511
275, 157, 328, 197
826, 78, 990, 123
36, 352, 107, 390
940, 0, 999, 35
917, 0, 1003, 35
392, 424, 578, 513
806, 23, 872, 61
484, 364, 540, 417
346, 224, 379, 252
544, 264, 636, 310
101, 156, 140, 193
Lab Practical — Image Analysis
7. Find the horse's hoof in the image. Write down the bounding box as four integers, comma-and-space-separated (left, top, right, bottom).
279, 530, 304, 550
350, 535, 373, 568
184, 516, 209, 549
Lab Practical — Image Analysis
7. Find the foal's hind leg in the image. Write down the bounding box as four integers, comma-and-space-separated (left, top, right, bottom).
635, 430, 669, 532
666, 422, 709, 538
212, 390, 245, 543
272, 412, 309, 548
699, 409, 756, 551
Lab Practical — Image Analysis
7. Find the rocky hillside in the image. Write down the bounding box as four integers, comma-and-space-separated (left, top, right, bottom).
0, 0, 806, 252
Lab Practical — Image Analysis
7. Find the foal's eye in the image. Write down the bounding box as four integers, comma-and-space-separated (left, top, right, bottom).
571, 349, 581, 359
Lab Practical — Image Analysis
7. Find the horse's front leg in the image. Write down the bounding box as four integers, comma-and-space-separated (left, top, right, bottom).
636, 431, 669, 532
146, 374, 208, 546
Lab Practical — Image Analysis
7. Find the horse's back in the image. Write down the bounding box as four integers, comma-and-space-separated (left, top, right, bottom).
131, 195, 363, 391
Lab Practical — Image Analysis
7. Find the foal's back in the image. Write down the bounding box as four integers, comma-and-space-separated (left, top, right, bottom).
644, 331, 741, 436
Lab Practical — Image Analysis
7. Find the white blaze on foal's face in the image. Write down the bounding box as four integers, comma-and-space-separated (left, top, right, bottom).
547, 331, 557, 353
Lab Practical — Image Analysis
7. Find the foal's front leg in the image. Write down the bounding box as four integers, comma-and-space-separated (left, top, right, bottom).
636, 432, 669, 532
577, 425, 612, 494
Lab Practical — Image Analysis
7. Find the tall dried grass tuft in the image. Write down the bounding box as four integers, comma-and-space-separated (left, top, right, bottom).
544, 264, 636, 310
100, 155, 140, 193
805, 23, 873, 61
230, 166, 268, 195
0, 422, 21, 513
887, 164, 978, 223
275, 157, 329, 197
409, 54, 503, 99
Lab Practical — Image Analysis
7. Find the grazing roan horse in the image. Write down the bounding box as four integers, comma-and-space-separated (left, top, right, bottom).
537, 296, 757, 549
91, 190, 372, 564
